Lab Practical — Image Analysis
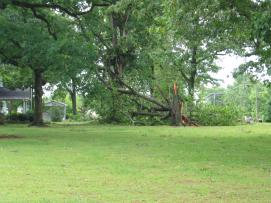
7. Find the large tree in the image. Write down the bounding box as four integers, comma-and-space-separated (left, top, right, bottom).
78, 0, 179, 124
0, 6, 68, 125
155, 0, 239, 116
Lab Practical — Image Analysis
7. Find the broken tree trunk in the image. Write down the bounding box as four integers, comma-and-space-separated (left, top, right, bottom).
171, 82, 182, 126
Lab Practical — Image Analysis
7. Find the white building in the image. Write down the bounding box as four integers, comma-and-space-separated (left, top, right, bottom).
0, 85, 32, 114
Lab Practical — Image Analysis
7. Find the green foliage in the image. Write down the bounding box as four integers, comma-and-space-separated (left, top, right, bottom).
67, 113, 82, 121
265, 101, 271, 122
0, 113, 5, 125
158, 0, 232, 100
233, 1, 271, 80
93, 92, 131, 124
194, 104, 241, 126
51, 91, 80, 116
226, 77, 269, 119
203, 75, 271, 121
25, 111, 34, 122
7, 111, 34, 123
0, 65, 32, 89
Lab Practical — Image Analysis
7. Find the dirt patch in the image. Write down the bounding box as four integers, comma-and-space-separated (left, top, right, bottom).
0, 135, 23, 139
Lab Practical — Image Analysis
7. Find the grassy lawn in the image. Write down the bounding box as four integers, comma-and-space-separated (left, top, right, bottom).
0, 124, 270, 202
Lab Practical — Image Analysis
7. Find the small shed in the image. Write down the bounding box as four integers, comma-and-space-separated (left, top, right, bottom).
43, 101, 66, 122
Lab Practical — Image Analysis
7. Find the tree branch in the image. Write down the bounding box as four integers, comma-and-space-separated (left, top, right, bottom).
0, 49, 19, 66
156, 84, 170, 105
96, 69, 170, 110
131, 111, 166, 117
10, 1, 110, 18
31, 8, 57, 40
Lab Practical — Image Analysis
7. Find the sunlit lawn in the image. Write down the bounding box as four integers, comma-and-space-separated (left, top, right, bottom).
0, 123, 270, 202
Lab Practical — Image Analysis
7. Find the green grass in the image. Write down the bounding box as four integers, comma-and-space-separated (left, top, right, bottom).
0, 124, 270, 203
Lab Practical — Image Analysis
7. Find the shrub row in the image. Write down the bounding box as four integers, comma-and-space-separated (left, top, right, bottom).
6, 111, 34, 123
193, 104, 241, 126
0, 114, 5, 125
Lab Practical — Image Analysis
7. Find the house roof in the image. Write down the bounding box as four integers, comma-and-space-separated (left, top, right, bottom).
0, 87, 31, 100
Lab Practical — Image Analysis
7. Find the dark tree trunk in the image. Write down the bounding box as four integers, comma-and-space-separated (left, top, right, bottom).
187, 46, 197, 117
102, 12, 128, 123
71, 91, 77, 115
149, 64, 155, 97
32, 69, 44, 126
69, 78, 77, 115
188, 78, 195, 105
189, 46, 197, 99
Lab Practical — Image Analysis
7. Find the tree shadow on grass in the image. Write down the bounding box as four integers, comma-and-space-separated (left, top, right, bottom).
0, 134, 23, 139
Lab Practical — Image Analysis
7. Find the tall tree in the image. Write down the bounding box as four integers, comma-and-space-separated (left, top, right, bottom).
159, 0, 235, 115
79, 0, 177, 123
0, 7, 67, 125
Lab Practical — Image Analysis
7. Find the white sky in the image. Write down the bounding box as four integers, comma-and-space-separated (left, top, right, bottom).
214, 54, 267, 88
213, 55, 245, 88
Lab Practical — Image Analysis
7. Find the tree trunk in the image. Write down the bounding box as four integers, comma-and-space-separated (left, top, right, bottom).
171, 82, 182, 126
187, 79, 195, 117
71, 91, 77, 115
189, 47, 197, 99
187, 46, 197, 117
102, 13, 127, 123
70, 78, 77, 115
32, 69, 44, 126
150, 64, 155, 97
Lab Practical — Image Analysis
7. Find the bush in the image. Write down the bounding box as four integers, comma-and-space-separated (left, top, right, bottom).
7, 111, 34, 123
0, 113, 5, 125
265, 101, 271, 122
25, 111, 34, 122
194, 104, 241, 126
67, 113, 82, 121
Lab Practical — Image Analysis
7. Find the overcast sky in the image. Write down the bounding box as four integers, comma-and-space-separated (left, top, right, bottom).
213, 55, 245, 88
